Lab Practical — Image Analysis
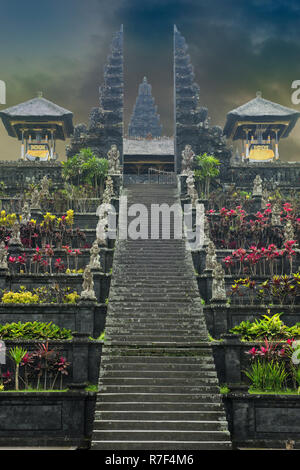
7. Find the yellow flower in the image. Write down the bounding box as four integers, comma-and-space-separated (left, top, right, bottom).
0, 385, 4, 391
0, 210, 5, 217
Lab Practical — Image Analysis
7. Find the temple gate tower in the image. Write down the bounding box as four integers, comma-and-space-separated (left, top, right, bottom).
223, 92, 300, 162
0, 92, 73, 161
173, 25, 231, 177
128, 77, 162, 138
67, 26, 124, 164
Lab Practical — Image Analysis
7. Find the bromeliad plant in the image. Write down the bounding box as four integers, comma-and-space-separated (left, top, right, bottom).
229, 272, 300, 307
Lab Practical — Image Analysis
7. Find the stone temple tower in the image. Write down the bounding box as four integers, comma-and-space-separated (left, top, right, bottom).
128, 77, 162, 138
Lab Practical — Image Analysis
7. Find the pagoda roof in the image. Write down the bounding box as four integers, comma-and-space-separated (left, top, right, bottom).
223, 93, 300, 140
0, 96, 74, 140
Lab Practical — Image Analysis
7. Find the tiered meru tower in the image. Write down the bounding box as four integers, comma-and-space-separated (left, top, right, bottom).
128, 77, 162, 138
67, 26, 124, 163
173, 25, 231, 176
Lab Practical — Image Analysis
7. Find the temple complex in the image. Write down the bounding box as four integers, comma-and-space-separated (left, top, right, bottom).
0, 25, 300, 451
0, 92, 73, 161
128, 77, 162, 138
223, 91, 300, 162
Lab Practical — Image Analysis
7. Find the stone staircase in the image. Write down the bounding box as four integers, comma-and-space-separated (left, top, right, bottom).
91, 184, 231, 450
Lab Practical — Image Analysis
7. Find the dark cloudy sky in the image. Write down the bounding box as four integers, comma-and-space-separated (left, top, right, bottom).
1, 0, 300, 161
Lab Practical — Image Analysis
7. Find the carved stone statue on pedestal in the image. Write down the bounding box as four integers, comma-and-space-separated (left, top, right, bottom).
80, 265, 97, 301
9, 222, 22, 246
0, 242, 8, 270
89, 240, 101, 270
205, 240, 217, 271
284, 219, 295, 242
271, 201, 281, 226
186, 172, 198, 207
30, 188, 41, 210
102, 176, 114, 204
21, 202, 31, 225
211, 262, 227, 302
107, 145, 121, 174
181, 145, 195, 175
253, 175, 263, 197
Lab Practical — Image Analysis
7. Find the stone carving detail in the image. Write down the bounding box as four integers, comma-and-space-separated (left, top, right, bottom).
271, 201, 281, 226
21, 202, 31, 225
107, 145, 121, 174
181, 145, 195, 175
89, 240, 102, 270
284, 219, 295, 242
0, 242, 8, 269
211, 262, 227, 301
9, 222, 22, 246
205, 240, 217, 271
253, 175, 263, 197
80, 265, 97, 301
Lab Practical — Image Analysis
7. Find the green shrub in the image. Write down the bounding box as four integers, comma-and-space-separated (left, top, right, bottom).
230, 313, 300, 341
0, 322, 72, 340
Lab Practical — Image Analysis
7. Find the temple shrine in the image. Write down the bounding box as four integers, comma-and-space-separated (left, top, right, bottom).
0, 92, 73, 161
223, 91, 300, 162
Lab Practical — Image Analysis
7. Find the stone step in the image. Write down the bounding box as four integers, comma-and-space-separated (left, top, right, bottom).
91, 440, 232, 450
95, 401, 225, 412
102, 341, 213, 354
105, 328, 205, 336
101, 350, 213, 360
105, 323, 206, 330
106, 313, 203, 320
99, 370, 218, 378
100, 363, 216, 372
98, 393, 222, 403
98, 385, 221, 394
105, 337, 208, 343
92, 429, 230, 441
93, 420, 228, 431
94, 410, 226, 421
99, 377, 219, 386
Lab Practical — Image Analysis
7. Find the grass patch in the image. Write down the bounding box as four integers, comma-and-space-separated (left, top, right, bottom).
249, 388, 300, 395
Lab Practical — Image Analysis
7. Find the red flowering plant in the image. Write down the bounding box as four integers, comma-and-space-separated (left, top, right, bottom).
207, 202, 299, 249
222, 241, 296, 277
54, 258, 65, 273
244, 338, 300, 392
